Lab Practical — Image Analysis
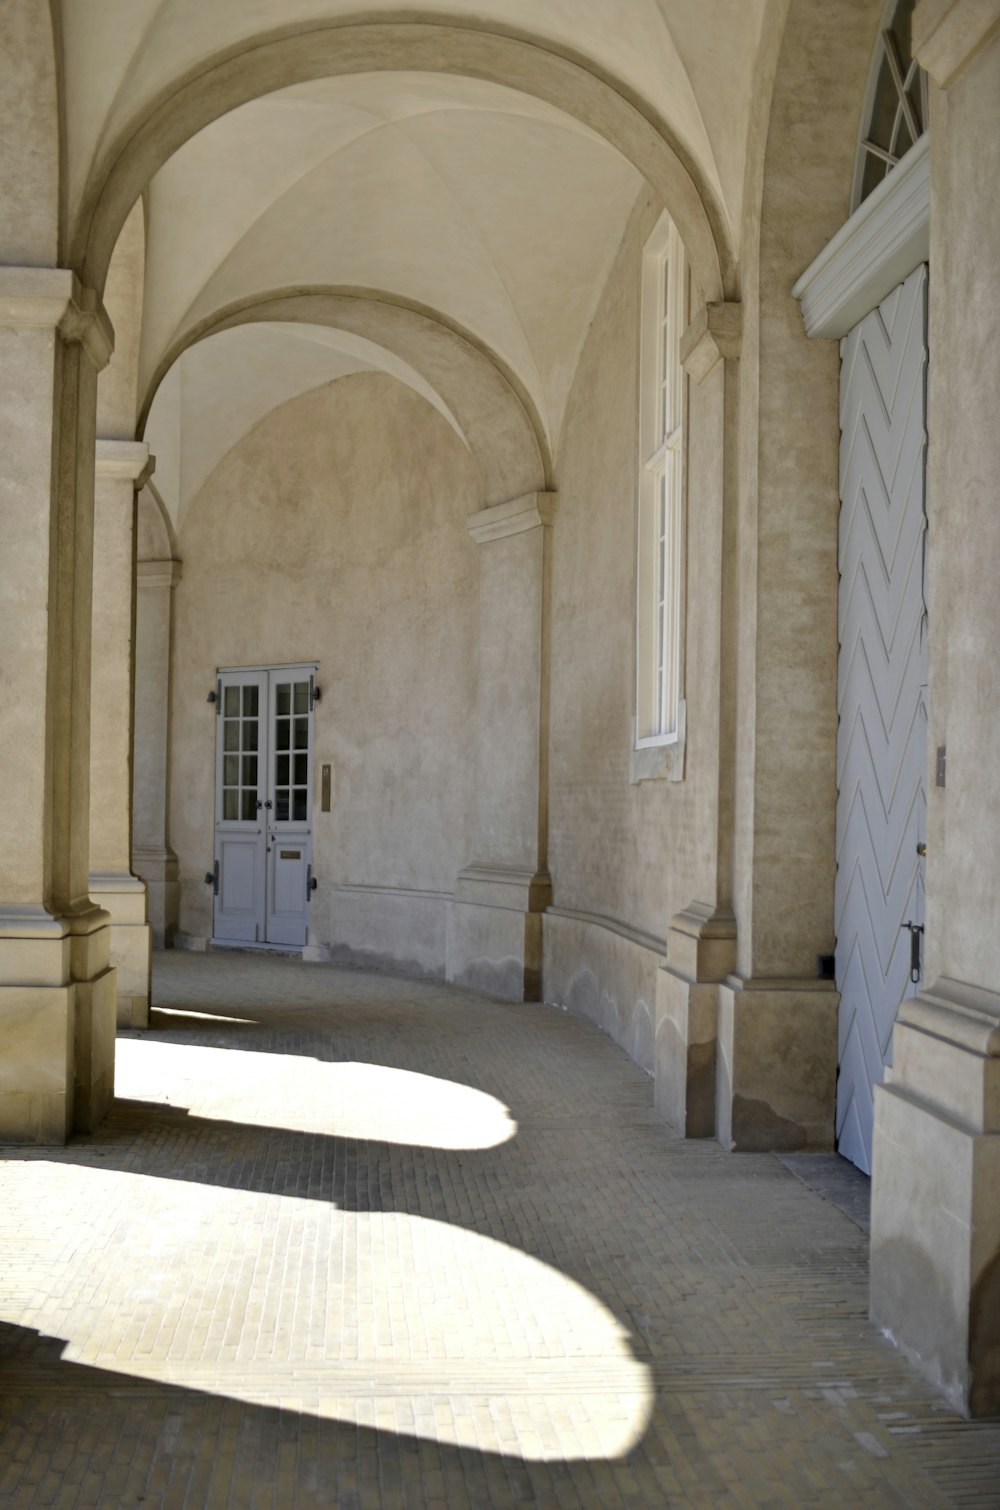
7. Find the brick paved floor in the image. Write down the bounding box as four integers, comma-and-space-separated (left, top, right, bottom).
1, 951, 999, 1508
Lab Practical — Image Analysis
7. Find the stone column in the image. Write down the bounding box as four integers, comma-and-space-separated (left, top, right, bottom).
0, 267, 117, 1140
132, 558, 182, 946
89, 441, 154, 1027
655, 304, 740, 1137
869, 1, 1000, 1417
446, 493, 556, 1000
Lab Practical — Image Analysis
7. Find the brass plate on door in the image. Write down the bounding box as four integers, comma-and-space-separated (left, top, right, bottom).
280, 850, 301, 860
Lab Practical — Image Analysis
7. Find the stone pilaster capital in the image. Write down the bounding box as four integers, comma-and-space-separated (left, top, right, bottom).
680, 302, 742, 384
466, 491, 557, 544
137, 558, 183, 590
0, 267, 114, 370
95, 439, 154, 489
914, 0, 1000, 85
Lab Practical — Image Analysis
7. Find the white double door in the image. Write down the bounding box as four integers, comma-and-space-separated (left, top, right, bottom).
835, 266, 928, 1173
213, 664, 316, 948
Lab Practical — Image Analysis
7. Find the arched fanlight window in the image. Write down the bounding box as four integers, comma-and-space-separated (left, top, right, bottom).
852, 0, 929, 210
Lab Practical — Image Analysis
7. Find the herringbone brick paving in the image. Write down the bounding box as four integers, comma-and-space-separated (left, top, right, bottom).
1, 951, 998, 1508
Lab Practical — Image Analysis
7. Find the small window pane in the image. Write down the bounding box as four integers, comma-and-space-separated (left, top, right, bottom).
242, 755, 257, 786
294, 753, 308, 784
224, 721, 239, 751
294, 717, 308, 750
276, 791, 290, 822
294, 682, 309, 714
223, 755, 239, 786
276, 754, 289, 785
242, 685, 258, 716
241, 790, 258, 821
242, 722, 258, 752
276, 721, 290, 751
276, 684, 291, 716
223, 790, 238, 820
293, 790, 307, 821
224, 686, 240, 717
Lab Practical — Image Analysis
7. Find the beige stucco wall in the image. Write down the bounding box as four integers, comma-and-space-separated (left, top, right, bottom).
543, 190, 725, 1064
167, 372, 481, 971
924, 36, 1000, 991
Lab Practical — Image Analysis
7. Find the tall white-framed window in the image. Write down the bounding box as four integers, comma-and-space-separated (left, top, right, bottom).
636, 211, 687, 751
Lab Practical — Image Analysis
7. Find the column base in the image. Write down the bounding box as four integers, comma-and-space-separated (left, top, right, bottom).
716, 974, 838, 1151
446, 867, 550, 1001
89, 872, 151, 1027
870, 977, 1000, 1416
0, 903, 116, 1142
655, 904, 736, 1137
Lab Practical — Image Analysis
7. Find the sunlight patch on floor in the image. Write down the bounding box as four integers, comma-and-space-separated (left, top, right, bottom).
1, 1158, 652, 1460
116, 1038, 518, 1150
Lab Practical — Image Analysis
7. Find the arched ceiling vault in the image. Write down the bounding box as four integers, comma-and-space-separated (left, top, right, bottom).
70, 19, 746, 302
67, 5, 773, 529
141, 291, 551, 524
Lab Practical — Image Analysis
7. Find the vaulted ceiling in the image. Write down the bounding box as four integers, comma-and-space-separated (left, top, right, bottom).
65, 1, 775, 525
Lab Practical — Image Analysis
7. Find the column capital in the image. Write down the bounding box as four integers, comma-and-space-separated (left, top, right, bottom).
466, 491, 557, 544
0, 267, 114, 371
137, 557, 183, 590
95, 439, 154, 489
680, 302, 742, 384
914, 0, 1000, 85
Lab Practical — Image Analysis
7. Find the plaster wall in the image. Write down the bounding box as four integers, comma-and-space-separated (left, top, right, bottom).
543, 191, 724, 1063
166, 373, 480, 971
923, 37, 1000, 991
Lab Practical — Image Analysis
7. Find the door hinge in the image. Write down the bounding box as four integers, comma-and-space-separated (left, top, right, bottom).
215, 677, 222, 716
306, 863, 317, 902
205, 859, 220, 895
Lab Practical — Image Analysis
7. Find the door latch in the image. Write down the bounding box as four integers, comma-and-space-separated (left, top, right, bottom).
205, 860, 219, 895
901, 920, 924, 984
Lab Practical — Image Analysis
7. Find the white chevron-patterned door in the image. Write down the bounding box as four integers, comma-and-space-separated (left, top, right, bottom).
835, 264, 928, 1174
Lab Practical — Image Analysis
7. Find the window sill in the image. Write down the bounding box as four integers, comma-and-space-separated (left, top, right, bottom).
631, 705, 686, 784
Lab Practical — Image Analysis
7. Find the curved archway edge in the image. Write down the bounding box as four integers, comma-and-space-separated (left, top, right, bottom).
140, 288, 553, 504
75, 20, 734, 303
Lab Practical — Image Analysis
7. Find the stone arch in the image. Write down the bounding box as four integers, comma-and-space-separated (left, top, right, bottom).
138, 288, 552, 506
0, 0, 61, 263
72, 19, 734, 304
97, 198, 146, 439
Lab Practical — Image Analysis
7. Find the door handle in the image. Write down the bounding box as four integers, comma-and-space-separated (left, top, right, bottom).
901, 920, 924, 983
264, 799, 273, 810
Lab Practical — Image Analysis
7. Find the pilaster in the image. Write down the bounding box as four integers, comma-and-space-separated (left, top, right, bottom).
132, 558, 182, 947
446, 493, 556, 1000
91, 440, 154, 1027
655, 305, 743, 1139
0, 268, 116, 1139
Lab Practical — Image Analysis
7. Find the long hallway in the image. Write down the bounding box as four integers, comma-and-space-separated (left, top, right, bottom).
1, 952, 998, 1508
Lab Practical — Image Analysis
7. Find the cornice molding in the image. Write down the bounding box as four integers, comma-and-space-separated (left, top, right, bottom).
95, 439, 154, 488
467, 491, 557, 543
793, 135, 929, 340
0, 267, 114, 370
680, 302, 742, 384
914, 0, 1000, 85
